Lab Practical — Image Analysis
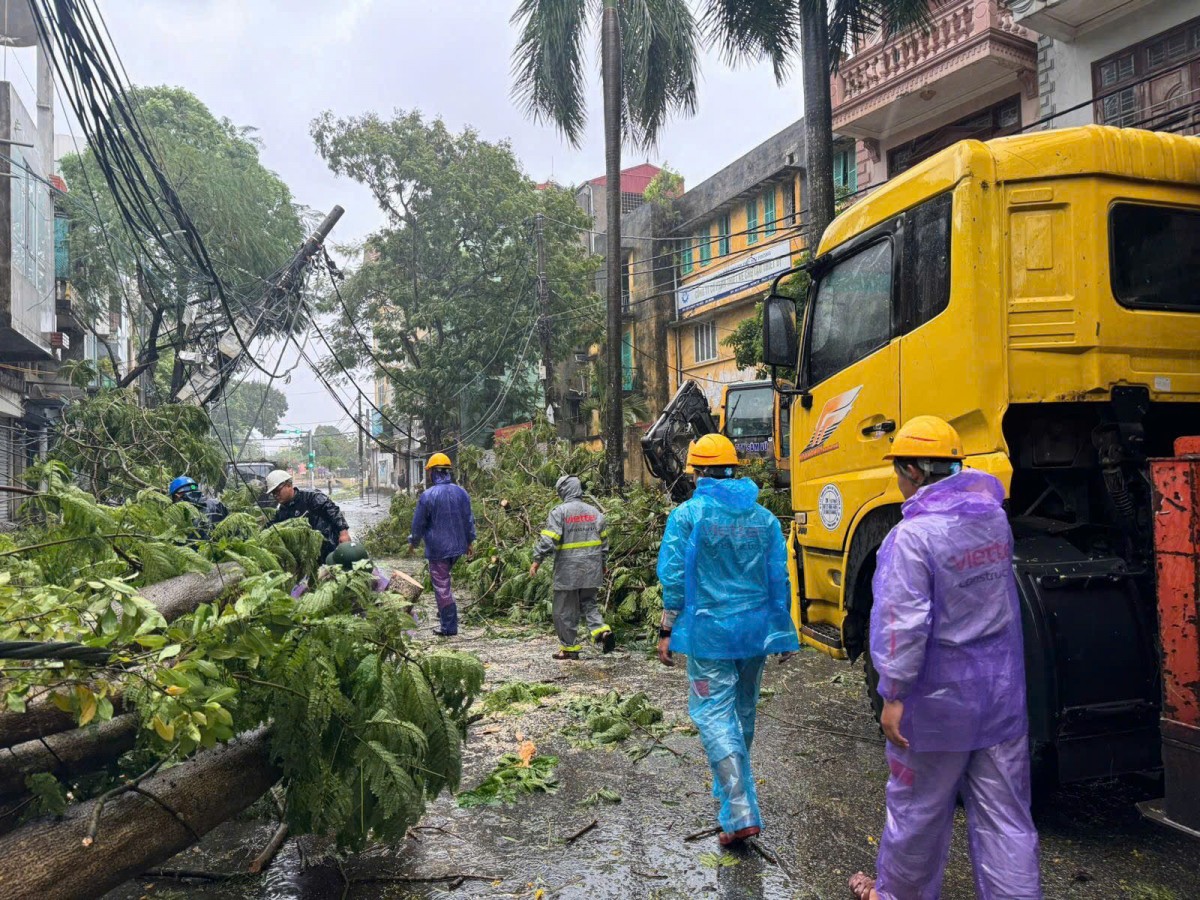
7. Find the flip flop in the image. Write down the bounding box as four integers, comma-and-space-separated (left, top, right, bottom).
718, 825, 760, 846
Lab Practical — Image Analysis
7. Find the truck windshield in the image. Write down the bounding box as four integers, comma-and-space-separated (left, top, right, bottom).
1111, 203, 1200, 312
725, 386, 774, 439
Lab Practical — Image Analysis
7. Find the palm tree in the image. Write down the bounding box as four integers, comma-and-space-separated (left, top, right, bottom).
511, 0, 699, 488
702, 0, 928, 243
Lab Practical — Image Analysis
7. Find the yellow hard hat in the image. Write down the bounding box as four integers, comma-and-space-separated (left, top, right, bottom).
687, 433, 739, 468
884, 416, 963, 461
425, 452, 452, 470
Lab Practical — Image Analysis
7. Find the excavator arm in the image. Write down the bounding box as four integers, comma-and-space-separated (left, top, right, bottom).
640, 381, 719, 502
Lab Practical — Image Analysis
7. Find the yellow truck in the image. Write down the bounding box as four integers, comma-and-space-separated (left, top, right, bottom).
761, 125, 1200, 787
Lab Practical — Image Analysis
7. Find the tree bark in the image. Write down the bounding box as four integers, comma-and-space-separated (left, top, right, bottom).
0, 714, 138, 799
602, 0, 625, 489
0, 564, 244, 749
0, 729, 278, 900
801, 0, 836, 245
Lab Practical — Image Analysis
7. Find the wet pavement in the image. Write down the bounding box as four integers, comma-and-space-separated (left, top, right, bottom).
105, 546, 1200, 900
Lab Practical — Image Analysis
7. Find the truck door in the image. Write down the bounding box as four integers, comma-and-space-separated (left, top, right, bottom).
794, 234, 901, 557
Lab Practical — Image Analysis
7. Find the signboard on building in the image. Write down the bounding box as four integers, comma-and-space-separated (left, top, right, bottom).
676, 240, 793, 314
370, 410, 383, 437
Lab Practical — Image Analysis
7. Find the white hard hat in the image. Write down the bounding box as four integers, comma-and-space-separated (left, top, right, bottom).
265, 469, 293, 494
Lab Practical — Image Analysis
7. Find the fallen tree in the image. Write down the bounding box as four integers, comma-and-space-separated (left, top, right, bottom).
0, 563, 245, 749
0, 472, 485, 883
0, 728, 278, 899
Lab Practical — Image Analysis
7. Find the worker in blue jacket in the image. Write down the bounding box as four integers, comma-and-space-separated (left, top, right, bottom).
656, 434, 798, 847
408, 453, 476, 636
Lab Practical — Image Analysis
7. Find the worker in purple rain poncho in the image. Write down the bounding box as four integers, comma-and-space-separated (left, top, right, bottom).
407, 453, 475, 637
850, 416, 1040, 900
656, 434, 799, 848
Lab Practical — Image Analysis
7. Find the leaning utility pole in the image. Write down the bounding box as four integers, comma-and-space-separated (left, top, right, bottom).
601, 0, 625, 488
358, 396, 365, 500
534, 213, 555, 429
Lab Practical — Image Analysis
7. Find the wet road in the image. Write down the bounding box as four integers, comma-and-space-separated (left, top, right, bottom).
106, 551, 1200, 900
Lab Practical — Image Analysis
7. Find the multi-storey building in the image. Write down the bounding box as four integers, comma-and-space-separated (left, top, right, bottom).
1014, 0, 1200, 135
832, 0, 1039, 192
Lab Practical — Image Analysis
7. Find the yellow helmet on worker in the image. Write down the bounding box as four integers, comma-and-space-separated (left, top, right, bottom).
687, 433, 739, 469
425, 452, 452, 470
884, 416, 963, 461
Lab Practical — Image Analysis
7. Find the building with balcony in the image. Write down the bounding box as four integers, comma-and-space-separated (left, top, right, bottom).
831, 0, 1039, 192
574, 162, 663, 257
1014, 1, 1200, 135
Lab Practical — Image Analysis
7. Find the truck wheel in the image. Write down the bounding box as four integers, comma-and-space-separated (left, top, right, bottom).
843, 508, 901, 719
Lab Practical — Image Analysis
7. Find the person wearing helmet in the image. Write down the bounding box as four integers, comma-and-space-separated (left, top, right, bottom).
266, 469, 350, 560
290, 541, 397, 599
849, 417, 1039, 900
408, 453, 475, 637
168, 475, 228, 537
656, 433, 798, 847
529, 474, 614, 660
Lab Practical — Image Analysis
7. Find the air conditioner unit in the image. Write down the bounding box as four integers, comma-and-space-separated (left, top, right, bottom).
93, 317, 111, 337
573, 351, 589, 364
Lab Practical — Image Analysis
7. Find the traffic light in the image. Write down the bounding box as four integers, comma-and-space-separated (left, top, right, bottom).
308, 450, 316, 465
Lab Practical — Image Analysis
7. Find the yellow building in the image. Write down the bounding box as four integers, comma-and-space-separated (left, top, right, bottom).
672, 171, 808, 405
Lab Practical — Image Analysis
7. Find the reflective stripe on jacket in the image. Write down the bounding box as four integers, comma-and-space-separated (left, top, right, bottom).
533, 476, 607, 590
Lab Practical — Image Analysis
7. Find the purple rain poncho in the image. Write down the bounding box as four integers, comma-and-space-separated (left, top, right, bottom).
870, 468, 1027, 752
869, 469, 1041, 899
408, 471, 476, 562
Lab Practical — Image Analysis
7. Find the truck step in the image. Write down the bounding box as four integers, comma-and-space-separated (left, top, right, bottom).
801, 623, 843, 650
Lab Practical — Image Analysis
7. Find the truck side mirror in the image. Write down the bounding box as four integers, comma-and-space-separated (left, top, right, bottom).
762, 293, 798, 368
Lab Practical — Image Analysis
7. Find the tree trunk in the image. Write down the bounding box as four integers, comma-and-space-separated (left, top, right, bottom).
0, 564, 244, 749
0, 714, 138, 799
602, 0, 625, 489
801, 0, 836, 245
0, 729, 278, 900
146, 562, 245, 623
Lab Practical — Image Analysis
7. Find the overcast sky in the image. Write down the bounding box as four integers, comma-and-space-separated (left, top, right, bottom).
82, 0, 805, 438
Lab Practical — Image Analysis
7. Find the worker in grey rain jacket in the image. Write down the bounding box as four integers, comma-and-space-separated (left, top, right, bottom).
529, 475, 616, 660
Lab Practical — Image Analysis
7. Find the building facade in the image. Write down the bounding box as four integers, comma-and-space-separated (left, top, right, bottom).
832, 0, 1039, 193
1014, 0, 1200, 134
667, 122, 809, 406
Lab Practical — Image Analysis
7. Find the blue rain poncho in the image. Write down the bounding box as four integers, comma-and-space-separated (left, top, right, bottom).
408, 470, 476, 561
657, 476, 798, 660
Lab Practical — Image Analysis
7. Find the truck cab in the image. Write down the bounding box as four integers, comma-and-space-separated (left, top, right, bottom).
762, 125, 1200, 785
717, 381, 791, 484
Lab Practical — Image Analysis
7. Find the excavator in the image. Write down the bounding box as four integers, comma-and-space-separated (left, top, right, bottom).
641, 379, 789, 501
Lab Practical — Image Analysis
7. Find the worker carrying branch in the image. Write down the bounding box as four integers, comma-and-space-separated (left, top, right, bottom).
656, 434, 798, 846
530, 474, 615, 660
850, 416, 1041, 900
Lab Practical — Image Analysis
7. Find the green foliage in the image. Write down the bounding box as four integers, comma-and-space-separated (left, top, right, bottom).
24, 773, 68, 818
59, 86, 304, 393
310, 110, 598, 447
563, 690, 664, 748
456, 753, 559, 808
209, 381, 289, 457
0, 476, 485, 851
287, 424, 357, 474
577, 787, 622, 808
362, 491, 417, 558
49, 391, 225, 503
698, 852, 740, 869
480, 681, 562, 715
644, 165, 685, 208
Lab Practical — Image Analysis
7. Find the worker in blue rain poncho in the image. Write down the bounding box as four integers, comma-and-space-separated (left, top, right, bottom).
656, 433, 798, 846
850, 416, 1041, 900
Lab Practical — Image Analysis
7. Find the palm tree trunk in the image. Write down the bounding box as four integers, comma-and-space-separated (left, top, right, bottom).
602, 0, 625, 489
801, 0, 836, 245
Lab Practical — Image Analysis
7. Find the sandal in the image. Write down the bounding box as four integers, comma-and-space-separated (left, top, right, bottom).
552, 650, 580, 661
848, 872, 877, 900
718, 825, 760, 846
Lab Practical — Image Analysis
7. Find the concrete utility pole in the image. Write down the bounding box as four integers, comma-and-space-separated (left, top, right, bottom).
534, 213, 555, 428
358, 396, 365, 500
601, 0, 625, 488
308, 430, 314, 490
